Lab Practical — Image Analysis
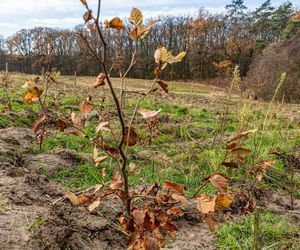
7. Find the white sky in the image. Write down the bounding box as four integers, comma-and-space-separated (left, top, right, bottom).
0, 0, 299, 37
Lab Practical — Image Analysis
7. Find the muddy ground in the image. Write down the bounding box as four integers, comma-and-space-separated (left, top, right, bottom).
0, 125, 299, 250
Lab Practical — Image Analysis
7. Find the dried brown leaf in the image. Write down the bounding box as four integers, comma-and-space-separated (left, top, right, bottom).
171, 193, 188, 206
71, 112, 83, 128
78, 195, 93, 205
167, 207, 184, 217
128, 7, 143, 27
143, 232, 160, 250
33, 114, 47, 135
65, 191, 79, 205
137, 108, 161, 119
57, 118, 67, 132
93, 183, 103, 194
196, 195, 215, 214
157, 79, 169, 93
94, 73, 106, 88
83, 10, 93, 24
99, 144, 120, 159
163, 181, 185, 195
226, 142, 238, 150
101, 168, 106, 178
221, 161, 239, 169
230, 148, 252, 156
96, 121, 110, 133
80, 100, 92, 113
104, 17, 125, 30
209, 174, 229, 193
123, 126, 138, 146
203, 214, 219, 232
132, 208, 145, 227
227, 129, 258, 143
130, 20, 159, 40
110, 180, 123, 190
214, 194, 234, 211
88, 199, 100, 212
94, 156, 109, 167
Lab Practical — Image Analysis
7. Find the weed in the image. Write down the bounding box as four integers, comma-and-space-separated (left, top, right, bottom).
28, 217, 45, 231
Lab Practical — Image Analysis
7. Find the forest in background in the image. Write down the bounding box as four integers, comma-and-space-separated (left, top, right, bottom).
0, 0, 300, 101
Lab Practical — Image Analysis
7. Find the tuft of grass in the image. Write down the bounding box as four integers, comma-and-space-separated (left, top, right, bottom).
216, 211, 300, 250
0, 116, 10, 128
41, 133, 93, 154
50, 163, 111, 189
28, 217, 44, 231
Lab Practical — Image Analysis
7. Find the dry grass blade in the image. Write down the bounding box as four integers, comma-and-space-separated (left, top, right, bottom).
88, 200, 101, 211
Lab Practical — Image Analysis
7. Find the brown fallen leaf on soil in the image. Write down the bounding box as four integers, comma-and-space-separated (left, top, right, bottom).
203, 214, 219, 232
167, 207, 184, 217
65, 191, 79, 205
214, 193, 235, 211
196, 195, 216, 214
88, 199, 101, 212
163, 181, 185, 195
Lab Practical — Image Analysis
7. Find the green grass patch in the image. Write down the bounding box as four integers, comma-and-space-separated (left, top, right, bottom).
216, 211, 300, 250
50, 163, 113, 189
0, 116, 10, 128
28, 217, 44, 231
41, 132, 93, 153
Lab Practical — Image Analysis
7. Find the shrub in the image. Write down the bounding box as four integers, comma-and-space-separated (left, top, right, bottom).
245, 31, 300, 103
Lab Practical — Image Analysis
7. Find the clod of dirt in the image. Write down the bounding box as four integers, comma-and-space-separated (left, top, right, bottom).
0, 127, 127, 250
170, 221, 216, 250
24, 149, 90, 175
0, 127, 35, 150
36, 202, 127, 250
8, 174, 64, 206
0, 170, 61, 250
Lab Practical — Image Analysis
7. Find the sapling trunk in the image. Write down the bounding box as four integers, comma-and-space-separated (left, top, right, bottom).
251, 209, 260, 250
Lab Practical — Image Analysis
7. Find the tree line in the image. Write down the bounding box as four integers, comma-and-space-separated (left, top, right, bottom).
0, 0, 298, 82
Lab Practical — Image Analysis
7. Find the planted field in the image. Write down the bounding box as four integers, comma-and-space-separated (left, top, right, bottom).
0, 72, 299, 249
1, 1, 300, 249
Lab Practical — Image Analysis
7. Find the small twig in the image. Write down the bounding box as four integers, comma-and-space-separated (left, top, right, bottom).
189, 180, 209, 199
52, 182, 107, 205
124, 89, 147, 96
107, 220, 130, 237
125, 76, 159, 154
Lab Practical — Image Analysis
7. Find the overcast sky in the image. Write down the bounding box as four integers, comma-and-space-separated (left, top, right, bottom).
0, 0, 299, 38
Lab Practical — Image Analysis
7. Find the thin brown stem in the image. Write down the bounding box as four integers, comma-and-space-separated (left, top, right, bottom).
120, 40, 138, 108
125, 76, 158, 154
83, 4, 133, 230
190, 180, 209, 199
